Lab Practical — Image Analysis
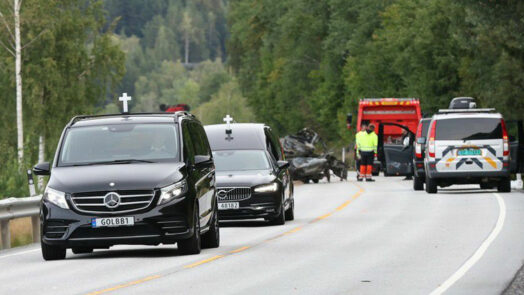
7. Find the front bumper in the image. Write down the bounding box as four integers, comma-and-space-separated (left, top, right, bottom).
41, 196, 194, 248
218, 191, 282, 220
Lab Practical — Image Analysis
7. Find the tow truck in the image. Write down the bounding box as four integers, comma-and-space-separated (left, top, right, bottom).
349, 98, 422, 176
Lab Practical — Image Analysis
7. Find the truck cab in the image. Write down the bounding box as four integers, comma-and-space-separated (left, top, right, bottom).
355, 98, 422, 176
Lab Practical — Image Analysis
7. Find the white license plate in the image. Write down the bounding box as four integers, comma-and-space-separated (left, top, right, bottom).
218, 202, 239, 210
91, 217, 134, 228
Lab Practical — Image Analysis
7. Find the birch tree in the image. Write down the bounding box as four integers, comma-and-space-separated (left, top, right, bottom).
0, 0, 23, 165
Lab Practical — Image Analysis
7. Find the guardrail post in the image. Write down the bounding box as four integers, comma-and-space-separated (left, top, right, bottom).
342, 147, 346, 163
0, 220, 10, 249
31, 215, 40, 243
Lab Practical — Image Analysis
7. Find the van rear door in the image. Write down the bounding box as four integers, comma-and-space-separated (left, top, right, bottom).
434, 117, 504, 173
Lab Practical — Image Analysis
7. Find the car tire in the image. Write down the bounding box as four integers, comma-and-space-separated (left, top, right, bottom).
201, 203, 220, 249
425, 175, 437, 194
312, 179, 319, 184
269, 195, 286, 225
41, 242, 66, 261
72, 247, 93, 254
178, 206, 201, 255
497, 178, 511, 193
302, 178, 310, 184
413, 175, 424, 191
285, 197, 295, 221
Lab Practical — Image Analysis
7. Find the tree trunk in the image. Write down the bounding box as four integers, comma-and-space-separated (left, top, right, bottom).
14, 0, 23, 165
184, 31, 189, 64
38, 135, 45, 189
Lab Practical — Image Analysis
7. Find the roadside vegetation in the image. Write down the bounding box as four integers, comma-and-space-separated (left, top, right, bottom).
1, 0, 523, 198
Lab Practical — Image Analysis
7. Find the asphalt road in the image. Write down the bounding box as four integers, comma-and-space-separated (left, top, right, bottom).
1, 174, 523, 295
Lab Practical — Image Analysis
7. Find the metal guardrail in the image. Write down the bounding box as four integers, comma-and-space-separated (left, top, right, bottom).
0, 195, 42, 249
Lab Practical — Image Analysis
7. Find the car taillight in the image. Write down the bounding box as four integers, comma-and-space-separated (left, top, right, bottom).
501, 119, 509, 157
415, 143, 422, 158
428, 121, 436, 158
415, 122, 423, 158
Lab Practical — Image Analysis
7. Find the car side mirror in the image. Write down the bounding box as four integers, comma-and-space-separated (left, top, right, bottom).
194, 155, 211, 165
277, 160, 290, 170
417, 137, 426, 144
33, 162, 51, 176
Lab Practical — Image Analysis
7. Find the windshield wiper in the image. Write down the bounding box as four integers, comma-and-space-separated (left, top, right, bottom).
71, 159, 154, 166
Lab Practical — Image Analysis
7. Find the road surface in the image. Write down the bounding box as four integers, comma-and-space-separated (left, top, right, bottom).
1, 174, 523, 294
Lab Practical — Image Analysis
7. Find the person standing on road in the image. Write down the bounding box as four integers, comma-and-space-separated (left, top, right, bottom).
356, 124, 378, 182
401, 129, 413, 180
355, 122, 368, 181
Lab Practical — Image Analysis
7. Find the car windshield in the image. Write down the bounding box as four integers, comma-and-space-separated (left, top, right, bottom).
436, 118, 502, 140
58, 124, 179, 166
212, 150, 270, 171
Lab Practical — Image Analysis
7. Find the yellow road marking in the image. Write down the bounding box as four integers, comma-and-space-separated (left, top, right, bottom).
229, 246, 250, 254
285, 226, 303, 234
86, 185, 365, 295
184, 255, 224, 268
86, 275, 162, 295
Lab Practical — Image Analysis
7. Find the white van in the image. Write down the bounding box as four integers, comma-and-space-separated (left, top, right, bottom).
424, 108, 513, 193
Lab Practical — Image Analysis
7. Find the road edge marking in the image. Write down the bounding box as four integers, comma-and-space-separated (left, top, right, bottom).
430, 192, 506, 295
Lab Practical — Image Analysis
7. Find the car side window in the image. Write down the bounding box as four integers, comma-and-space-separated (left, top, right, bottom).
182, 121, 195, 165
189, 122, 207, 157
196, 124, 212, 157
265, 128, 283, 161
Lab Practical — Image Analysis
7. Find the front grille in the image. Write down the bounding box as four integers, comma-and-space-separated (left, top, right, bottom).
154, 216, 188, 235
70, 190, 155, 214
216, 187, 251, 201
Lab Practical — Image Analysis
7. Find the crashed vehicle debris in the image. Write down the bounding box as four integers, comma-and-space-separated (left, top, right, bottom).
280, 128, 348, 184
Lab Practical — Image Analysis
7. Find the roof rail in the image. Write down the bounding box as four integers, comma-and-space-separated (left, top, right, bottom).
361, 98, 419, 101
67, 111, 195, 126
437, 108, 496, 114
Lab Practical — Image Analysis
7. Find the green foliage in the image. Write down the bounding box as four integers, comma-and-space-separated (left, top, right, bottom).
229, 0, 524, 144
0, 0, 125, 198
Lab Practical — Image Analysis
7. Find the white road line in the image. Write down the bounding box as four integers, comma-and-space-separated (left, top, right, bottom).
430, 193, 506, 295
0, 248, 39, 259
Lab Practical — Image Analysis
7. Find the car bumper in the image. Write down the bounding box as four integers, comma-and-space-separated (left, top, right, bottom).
414, 159, 425, 177
41, 196, 194, 248
425, 163, 510, 179
218, 192, 282, 220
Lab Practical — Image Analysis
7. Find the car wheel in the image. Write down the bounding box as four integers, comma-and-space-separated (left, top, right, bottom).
285, 197, 295, 221
72, 247, 93, 254
312, 179, 319, 184
413, 175, 424, 191
302, 178, 310, 184
497, 178, 511, 193
41, 241, 66, 261
269, 195, 286, 225
201, 202, 220, 249
425, 175, 438, 194
178, 205, 201, 255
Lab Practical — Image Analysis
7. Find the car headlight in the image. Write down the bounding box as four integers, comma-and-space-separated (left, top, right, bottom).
254, 182, 279, 193
44, 187, 69, 209
158, 180, 187, 205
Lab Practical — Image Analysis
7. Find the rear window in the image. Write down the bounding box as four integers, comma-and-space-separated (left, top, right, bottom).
436, 118, 502, 140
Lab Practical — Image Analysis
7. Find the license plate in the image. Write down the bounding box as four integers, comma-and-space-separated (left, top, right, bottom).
457, 149, 481, 156
218, 202, 239, 210
91, 217, 134, 228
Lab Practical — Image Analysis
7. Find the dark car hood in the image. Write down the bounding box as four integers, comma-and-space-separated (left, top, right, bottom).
48, 162, 186, 193
216, 170, 276, 187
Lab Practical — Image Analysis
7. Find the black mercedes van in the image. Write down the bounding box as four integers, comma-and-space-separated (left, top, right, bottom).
34, 112, 219, 260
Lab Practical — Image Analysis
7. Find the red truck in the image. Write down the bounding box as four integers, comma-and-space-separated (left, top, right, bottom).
351, 98, 422, 176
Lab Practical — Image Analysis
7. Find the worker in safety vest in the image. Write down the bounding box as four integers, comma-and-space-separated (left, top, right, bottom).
356, 124, 378, 182
354, 122, 368, 181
